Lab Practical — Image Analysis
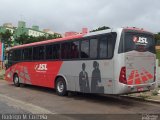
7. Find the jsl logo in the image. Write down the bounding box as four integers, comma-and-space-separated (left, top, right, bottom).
133, 36, 148, 44
35, 64, 47, 71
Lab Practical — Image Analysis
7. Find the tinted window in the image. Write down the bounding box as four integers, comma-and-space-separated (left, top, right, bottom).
99, 37, 107, 58
13, 49, 21, 61
99, 33, 116, 59
108, 34, 116, 58
71, 41, 79, 59
61, 42, 71, 59
23, 48, 32, 60
81, 40, 89, 58
53, 44, 60, 59
90, 39, 98, 58
46, 44, 60, 60
119, 32, 155, 54
7, 51, 13, 67
8, 51, 13, 61
33, 46, 45, 60
46, 45, 53, 60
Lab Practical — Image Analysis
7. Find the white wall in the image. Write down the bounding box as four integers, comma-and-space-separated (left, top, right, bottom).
28, 29, 45, 37
6, 28, 14, 33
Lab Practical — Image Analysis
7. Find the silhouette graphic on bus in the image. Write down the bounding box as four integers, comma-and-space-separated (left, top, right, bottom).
79, 63, 90, 93
91, 61, 104, 93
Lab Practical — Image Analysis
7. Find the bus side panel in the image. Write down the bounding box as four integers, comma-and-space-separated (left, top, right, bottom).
113, 54, 125, 94
44, 61, 63, 88
5, 65, 15, 83
5, 63, 23, 83
5, 60, 115, 94
59, 60, 115, 94
5, 61, 63, 88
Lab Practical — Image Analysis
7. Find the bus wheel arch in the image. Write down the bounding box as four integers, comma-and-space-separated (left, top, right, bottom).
13, 73, 20, 87
55, 75, 68, 96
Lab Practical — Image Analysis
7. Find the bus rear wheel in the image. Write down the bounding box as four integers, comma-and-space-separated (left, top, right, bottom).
13, 74, 20, 87
56, 77, 67, 96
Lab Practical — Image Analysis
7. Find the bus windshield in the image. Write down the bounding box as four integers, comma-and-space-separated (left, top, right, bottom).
118, 32, 155, 54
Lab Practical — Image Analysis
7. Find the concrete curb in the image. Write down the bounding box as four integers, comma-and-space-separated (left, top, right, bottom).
122, 95, 160, 104
145, 98, 160, 104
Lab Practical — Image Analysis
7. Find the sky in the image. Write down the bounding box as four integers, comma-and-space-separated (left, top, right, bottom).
0, 0, 160, 34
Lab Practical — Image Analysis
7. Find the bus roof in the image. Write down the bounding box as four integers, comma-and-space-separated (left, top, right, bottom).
10, 28, 113, 50
123, 27, 153, 35
11, 34, 84, 50
9, 27, 153, 50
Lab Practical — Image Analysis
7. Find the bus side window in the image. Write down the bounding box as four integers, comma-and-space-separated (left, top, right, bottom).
13, 49, 22, 61
107, 34, 116, 58
61, 42, 71, 59
33, 46, 45, 60
90, 39, 98, 59
8, 51, 13, 61
46, 45, 53, 60
80, 40, 89, 58
99, 33, 116, 59
71, 41, 79, 59
39, 46, 45, 60
23, 48, 32, 61
33, 47, 39, 60
8, 51, 13, 66
99, 36, 108, 58
53, 44, 60, 60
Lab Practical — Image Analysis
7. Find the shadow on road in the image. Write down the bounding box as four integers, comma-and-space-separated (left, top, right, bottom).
9, 83, 135, 107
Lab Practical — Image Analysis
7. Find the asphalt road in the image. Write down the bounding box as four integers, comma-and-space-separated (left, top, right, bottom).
0, 80, 160, 120
0, 101, 30, 114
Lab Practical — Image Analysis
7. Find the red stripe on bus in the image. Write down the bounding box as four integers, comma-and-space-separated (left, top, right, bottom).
135, 78, 141, 84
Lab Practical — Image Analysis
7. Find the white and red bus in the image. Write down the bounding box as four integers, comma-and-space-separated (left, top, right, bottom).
5, 27, 156, 96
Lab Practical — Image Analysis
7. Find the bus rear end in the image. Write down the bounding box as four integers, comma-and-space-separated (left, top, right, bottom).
117, 28, 156, 94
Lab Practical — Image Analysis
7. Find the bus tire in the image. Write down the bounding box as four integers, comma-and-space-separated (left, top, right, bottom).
56, 77, 67, 96
13, 74, 20, 87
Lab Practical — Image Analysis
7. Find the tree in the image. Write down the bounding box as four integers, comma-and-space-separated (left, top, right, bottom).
14, 33, 30, 45
46, 34, 55, 40
0, 30, 13, 47
90, 26, 110, 32
14, 33, 62, 45
154, 33, 160, 45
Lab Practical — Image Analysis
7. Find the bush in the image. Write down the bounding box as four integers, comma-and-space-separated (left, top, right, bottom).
156, 50, 160, 64
138, 93, 150, 100
152, 90, 158, 96
156, 50, 160, 65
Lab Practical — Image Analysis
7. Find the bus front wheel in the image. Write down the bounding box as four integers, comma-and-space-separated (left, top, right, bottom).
56, 77, 67, 96
13, 74, 20, 87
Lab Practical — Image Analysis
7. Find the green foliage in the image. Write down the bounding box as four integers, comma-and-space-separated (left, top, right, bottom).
151, 90, 158, 96
155, 33, 160, 65
90, 26, 110, 32
14, 33, 29, 45
0, 30, 13, 47
156, 50, 160, 65
14, 33, 62, 45
155, 33, 160, 45
138, 93, 150, 100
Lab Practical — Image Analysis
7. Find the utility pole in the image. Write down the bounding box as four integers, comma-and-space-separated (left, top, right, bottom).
0, 35, 5, 69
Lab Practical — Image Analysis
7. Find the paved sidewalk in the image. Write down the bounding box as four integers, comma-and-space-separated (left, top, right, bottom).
126, 88, 160, 104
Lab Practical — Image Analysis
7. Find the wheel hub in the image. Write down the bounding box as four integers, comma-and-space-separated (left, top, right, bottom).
14, 77, 19, 84
57, 81, 64, 93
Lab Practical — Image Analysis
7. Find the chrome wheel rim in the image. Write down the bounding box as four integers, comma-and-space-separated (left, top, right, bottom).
57, 81, 64, 93
14, 76, 19, 84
